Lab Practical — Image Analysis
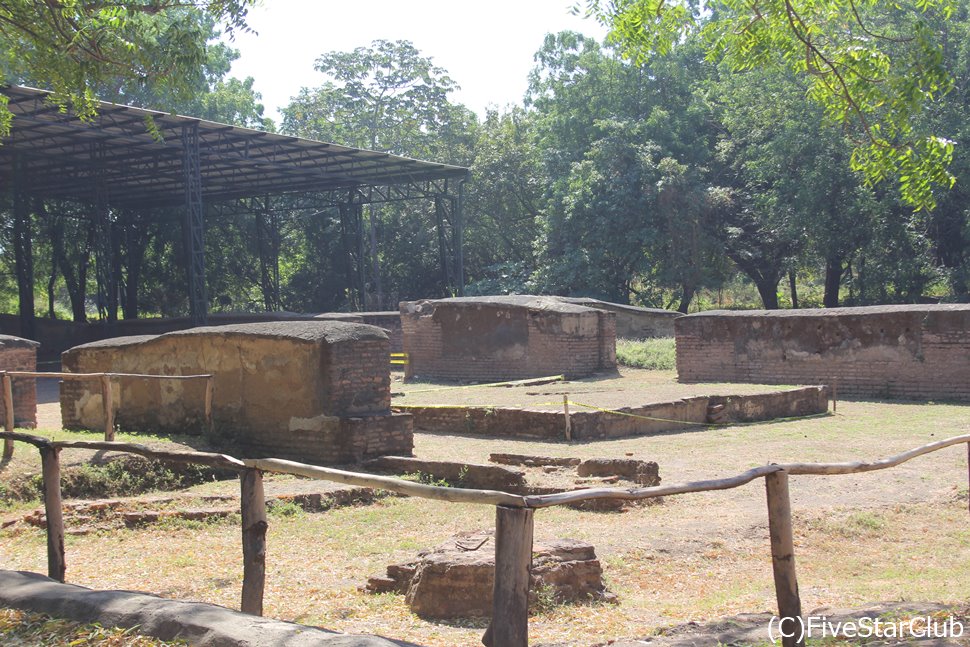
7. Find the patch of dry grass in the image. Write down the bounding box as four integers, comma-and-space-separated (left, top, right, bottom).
2, 396, 969, 645
0, 608, 186, 645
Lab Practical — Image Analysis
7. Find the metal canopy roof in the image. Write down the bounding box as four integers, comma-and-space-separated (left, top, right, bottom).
0, 85, 470, 209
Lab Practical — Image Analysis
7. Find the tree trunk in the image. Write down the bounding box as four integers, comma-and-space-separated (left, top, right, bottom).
677, 283, 695, 314
788, 270, 798, 309
55, 219, 95, 323
13, 192, 35, 339
755, 278, 781, 310
823, 258, 842, 308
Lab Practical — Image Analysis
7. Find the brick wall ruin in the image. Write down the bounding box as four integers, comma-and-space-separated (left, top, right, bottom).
400, 296, 617, 381
60, 321, 411, 463
676, 304, 970, 400
0, 335, 38, 428
554, 297, 680, 338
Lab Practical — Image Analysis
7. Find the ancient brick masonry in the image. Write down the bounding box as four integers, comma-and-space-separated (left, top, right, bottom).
676, 304, 970, 400
60, 321, 412, 464
0, 335, 39, 428
401, 296, 617, 381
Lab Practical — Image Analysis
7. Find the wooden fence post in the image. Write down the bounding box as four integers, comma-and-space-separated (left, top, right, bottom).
240, 467, 268, 616
483, 505, 534, 647
204, 376, 214, 434
765, 470, 803, 647
40, 445, 66, 582
3, 372, 14, 459
100, 374, 114, 441
563, 395, 571, 442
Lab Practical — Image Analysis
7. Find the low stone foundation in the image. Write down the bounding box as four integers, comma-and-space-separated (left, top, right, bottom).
400, 386, 828, 440
366, 531, 616, 619
0, 335, 38, 429
60, 321, 412, 464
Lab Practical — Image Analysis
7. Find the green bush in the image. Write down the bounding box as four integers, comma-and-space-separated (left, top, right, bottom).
615, 337, 676, 370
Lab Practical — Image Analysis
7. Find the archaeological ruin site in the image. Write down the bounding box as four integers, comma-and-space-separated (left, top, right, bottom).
2, 83, 970, 647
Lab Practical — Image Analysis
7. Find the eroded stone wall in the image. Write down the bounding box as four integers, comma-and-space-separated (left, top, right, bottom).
401, 296, 617, 381
60, 321, 411, 464
676, 305, 970, 400
0, 335, 38, 428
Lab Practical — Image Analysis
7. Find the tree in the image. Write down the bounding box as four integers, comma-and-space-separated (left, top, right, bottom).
535, 121, 661, 303
462, 108, 543, 294
0, 0, 253, 134
282, 40, 476, 309
583, 0, 957, 210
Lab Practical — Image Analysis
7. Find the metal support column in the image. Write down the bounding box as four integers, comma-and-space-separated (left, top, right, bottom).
182, 122, 207, 325
338, 196, 365, 311
434, 195, 453, 294
92, 142, 116, 324
255, 195, 281, 312
456, 177, 467, 296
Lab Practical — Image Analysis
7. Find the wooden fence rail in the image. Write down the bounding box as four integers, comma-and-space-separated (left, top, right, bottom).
1, 430, 968, 647
0, 371, 213, 457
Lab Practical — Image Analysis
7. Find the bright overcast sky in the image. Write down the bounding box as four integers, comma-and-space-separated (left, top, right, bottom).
226, 0, 609, 124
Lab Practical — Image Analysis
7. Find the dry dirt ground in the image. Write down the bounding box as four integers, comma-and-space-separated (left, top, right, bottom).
393, 368, 793, 410
2, 370, 969, 646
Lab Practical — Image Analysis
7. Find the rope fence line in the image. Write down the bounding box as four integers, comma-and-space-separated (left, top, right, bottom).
1, 429, 967, 647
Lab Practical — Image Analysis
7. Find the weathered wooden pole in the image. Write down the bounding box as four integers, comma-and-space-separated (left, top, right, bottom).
204, 376, 214, 434
765, 470, 803, 647
2, 372, 14, 459
831, 377, 838, 414
240, 467, 268, 616
100, 374, 114, 441
483, 505, 534, 647
563, 395, 571, 442
40, 445, 66, 582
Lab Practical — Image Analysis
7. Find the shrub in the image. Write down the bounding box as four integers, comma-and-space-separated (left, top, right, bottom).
615, 337, 676, 370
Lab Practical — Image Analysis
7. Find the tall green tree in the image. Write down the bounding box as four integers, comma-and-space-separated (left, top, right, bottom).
584, 0, 957, 210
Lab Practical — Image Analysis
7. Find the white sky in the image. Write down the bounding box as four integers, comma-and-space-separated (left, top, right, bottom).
226, 0, 609, 124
